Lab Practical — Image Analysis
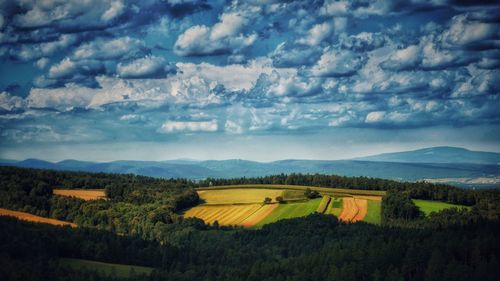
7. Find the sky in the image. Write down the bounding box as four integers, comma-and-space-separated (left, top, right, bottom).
0, 0, 499, 162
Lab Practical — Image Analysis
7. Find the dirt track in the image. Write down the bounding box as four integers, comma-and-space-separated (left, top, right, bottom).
0, 208, 77, 227
338, 198, 368, 222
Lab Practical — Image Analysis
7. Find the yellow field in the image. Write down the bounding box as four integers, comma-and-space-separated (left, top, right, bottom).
240, 204, 277, 227
196, 184, 386, 197
0, 208, 77, 227
198, 188, 284, 204
184, 204, 263, 226
316, 195, 331, 213
338, 198, 368, 222
53, 189, 106, 201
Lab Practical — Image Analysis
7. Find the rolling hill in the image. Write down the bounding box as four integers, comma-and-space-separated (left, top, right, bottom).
1, 147, 498, 187
355, 146, 500, 165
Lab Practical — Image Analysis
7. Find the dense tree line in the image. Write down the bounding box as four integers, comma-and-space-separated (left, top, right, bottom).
1, 213, 499, 281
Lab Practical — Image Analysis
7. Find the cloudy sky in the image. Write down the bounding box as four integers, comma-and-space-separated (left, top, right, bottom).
0, 0, 499, 162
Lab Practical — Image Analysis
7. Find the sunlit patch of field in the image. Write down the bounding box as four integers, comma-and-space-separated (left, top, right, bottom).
338, 198, 368, 222
363, 200, 381, 224
184, 204, 263, 226
185, 186, 383, 228
316, 195, 331, 214
413, 199, 471, 216
329, 197, 343, 217
0, 208, 76, 227
253, 198, 322, 228
240, 204, 278, 228
198, 188, 284, 204
53, 189, 106, 201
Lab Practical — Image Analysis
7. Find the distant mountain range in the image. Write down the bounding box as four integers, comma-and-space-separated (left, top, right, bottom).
1, 147, 499, 188
356, 146, 500, 165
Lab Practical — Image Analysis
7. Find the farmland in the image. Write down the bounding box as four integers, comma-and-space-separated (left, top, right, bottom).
53, 189, 106, 201
197, 188, 283, 204
59, 258, 153, 278
1, 167, 497, 281
338, 197, 368, 222
0, 208, 76, 227
185, 185, 384, 227
254, 198, 322, 228
197, 184, 386, 197
184, 204, 263, 226
363, 200, 382, 224
413, 199, 471, 216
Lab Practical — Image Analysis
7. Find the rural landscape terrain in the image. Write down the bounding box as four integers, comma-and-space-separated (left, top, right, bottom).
1, 165, 498, 280
1, 0, 500, 280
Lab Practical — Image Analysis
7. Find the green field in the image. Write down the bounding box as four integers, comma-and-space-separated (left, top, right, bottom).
329, 197, 343, 217
413, 199, 471, 216
316, 196, 331, 213
363, 200, 381, 224
254, 198, 322, 228
59, 258, 154, 278
282, 189, 307, 201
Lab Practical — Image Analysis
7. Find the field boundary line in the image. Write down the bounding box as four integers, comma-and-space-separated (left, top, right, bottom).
196, 184, 386, 197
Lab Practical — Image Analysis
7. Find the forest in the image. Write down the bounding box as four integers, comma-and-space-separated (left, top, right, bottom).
0, 166, 499, 281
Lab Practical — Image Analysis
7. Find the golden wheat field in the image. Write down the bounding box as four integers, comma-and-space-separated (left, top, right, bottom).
184, 204, 263, 226
338, 197, 368, 222
53, 189, 106, 201
0, 208, 77, 227
198, 188, 284, 204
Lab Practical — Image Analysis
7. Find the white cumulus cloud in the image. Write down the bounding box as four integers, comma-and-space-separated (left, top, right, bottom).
174, 12, 257, 56
160, 120, 218, 133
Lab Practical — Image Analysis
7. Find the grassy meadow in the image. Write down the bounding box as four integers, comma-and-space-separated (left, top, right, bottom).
413, 199, 471, 216
254, 198, 322, 228
363, 200, 382, 224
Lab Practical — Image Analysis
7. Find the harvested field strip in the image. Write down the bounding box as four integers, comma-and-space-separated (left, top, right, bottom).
316, 196, 331, 214
240, 205, 277, 228
59, 258, 153, 279
196, 184, 386, 197
0, 208, 76, 227
53, 189, 106, 201
339, 198, 358, 222
353, 199, 367, 221
354, 195, 382, 201
184, 204, 263, 226
198, 188, 284, 204
254, 198, 322, 228
338, 198, 368, 222
363, 200, 381, 224
203, 208, 231, 223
